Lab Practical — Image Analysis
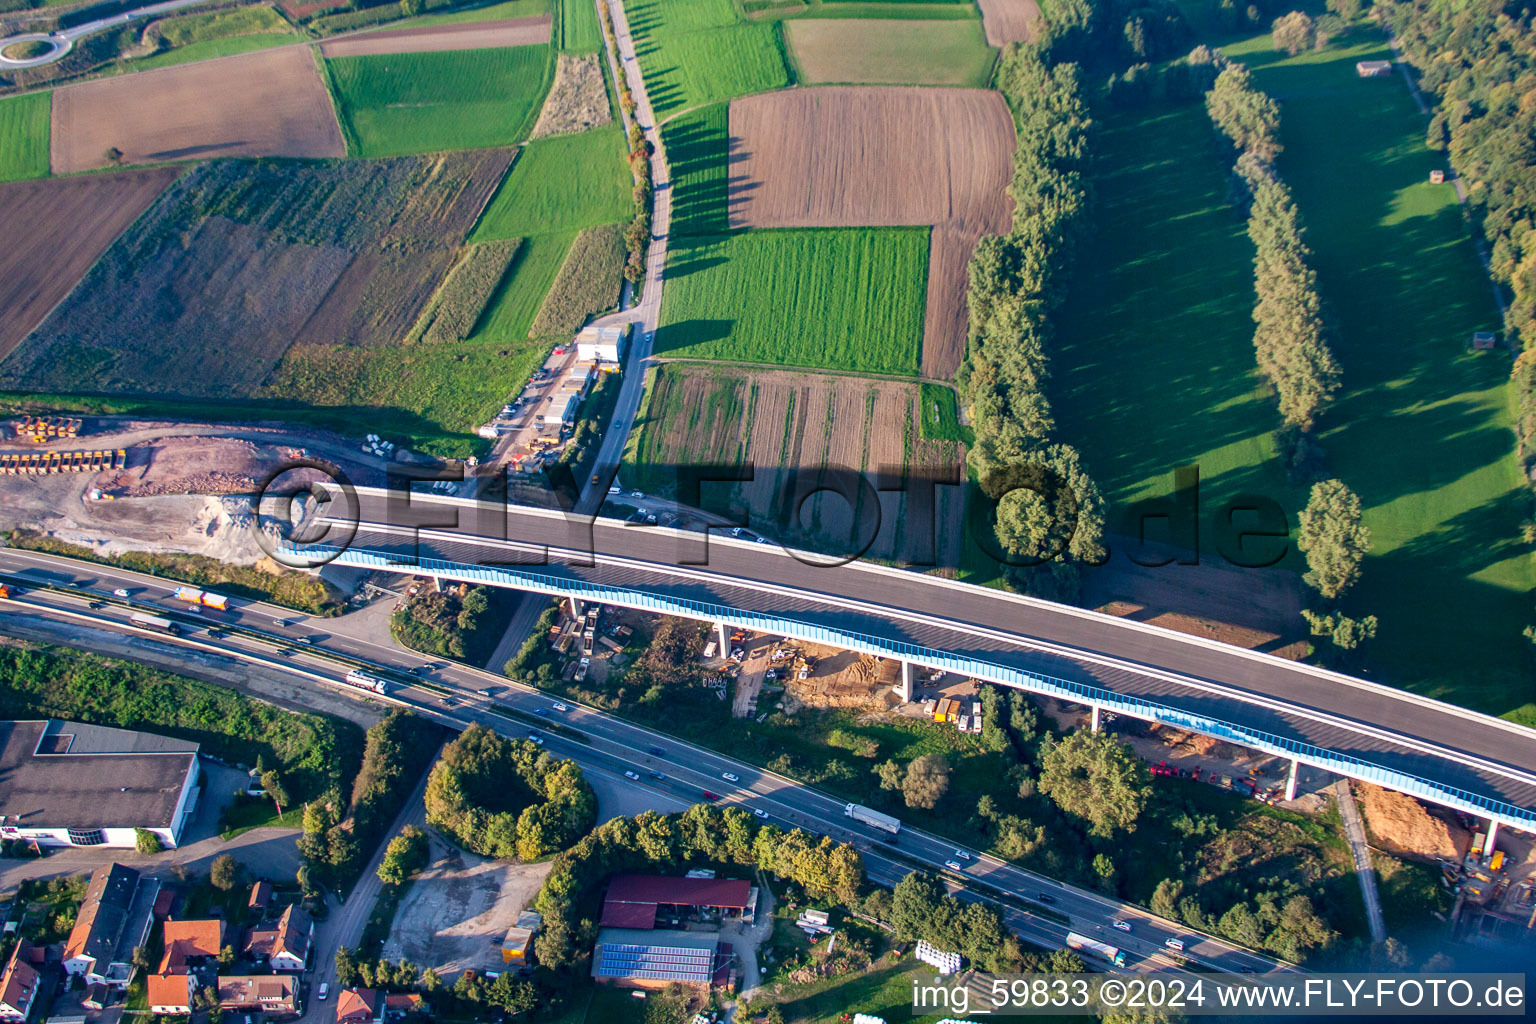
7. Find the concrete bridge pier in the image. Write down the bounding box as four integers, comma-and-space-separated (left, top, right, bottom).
896, 661, 914, 703
715, 621, 729, 653
1285, 758, 1301, 802
1090, 705, 1102, 732
567, 596, 583, 619
1484, 821, 1499, 858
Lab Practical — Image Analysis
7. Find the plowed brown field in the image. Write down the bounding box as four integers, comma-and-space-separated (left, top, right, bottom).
0, 167, 180, 361
977, 0, 1042, 46
627, 363, 965, 565
728, 86, 1013, 378
49, 45, 344, 174
318, 16, 551, 57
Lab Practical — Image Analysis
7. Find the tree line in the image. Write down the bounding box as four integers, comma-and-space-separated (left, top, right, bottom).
299, 709, 443, 888
960, 42, 1107, 604
424, 724, 597, 862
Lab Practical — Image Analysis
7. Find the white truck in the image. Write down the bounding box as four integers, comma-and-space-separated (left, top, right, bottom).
1066, 932, 1127, 968
844, 803, 901, 834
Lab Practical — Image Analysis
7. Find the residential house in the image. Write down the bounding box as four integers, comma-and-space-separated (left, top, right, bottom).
248, 881, 273, 916
0, 940, 40, 1023
146, 973, 193, 1015
218, 974, 298, 1015
157, 919, 226, 975
63, 863, 160, 987
243, 905, 312, 971
335, 987, 381, 1024
384, 992, 426, 1019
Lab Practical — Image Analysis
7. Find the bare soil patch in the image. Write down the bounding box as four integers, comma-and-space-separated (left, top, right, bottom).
976, 0, 1042, 46
727, 86, 1013, 378
318, 15, 551, 57
0, 168, 179, 362
1355, 782, 1470, 862
531, 51, 611, 138
49, 45, 344, 174
630, 363, 965, 564
381, 830, 551, 979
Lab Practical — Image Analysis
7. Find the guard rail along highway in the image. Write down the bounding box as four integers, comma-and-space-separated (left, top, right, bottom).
276, 484, 1536, 846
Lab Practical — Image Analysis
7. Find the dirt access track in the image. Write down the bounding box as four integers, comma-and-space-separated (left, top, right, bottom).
0, 168, 180, 360
318, 15, 551, 57
728, 86, 1014, 378
976, 0, 1043, 46
50, 44, 344, 173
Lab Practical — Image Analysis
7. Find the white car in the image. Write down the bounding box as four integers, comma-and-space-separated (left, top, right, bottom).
953, 849, 971, 860
553, 702, 570, 712
608, 484, 620, 495
944, 860, 963, 871
318, 983, 329, 1001
112, 588, 129, 598
624, 770, 641, 780
1113, 920, 1132, 933
1164, 938, 1185, 951
753, 808, 768, 819
722, 772, 740, 783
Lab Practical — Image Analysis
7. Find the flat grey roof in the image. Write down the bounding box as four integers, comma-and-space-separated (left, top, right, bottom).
0, 720, 198, 831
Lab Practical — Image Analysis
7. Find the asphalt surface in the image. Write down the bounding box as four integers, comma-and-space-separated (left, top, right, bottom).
0, 546, 1284, 977
309, 488, 1536, 827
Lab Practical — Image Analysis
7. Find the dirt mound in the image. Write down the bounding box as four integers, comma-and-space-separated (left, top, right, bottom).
1147, 724, 1246, 761
1355, 782, 1468, 862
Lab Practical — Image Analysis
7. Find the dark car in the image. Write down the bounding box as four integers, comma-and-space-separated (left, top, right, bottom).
1035, 893, 1056, 904
649, 771, 666, 780
648, 746, 665, 756
701, 791, 720, 801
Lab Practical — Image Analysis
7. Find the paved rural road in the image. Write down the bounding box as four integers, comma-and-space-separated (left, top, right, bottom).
0, 0, 217, 69
0, 547, 1283, 975
575, 0, 672, 517
319, 489, 1536, 827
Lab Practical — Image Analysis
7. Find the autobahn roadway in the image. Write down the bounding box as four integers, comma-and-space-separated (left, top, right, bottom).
310, 488, 1536, 833
0, 546, 1283, 977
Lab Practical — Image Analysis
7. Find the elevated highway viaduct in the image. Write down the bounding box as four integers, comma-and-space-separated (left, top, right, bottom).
296, 486, 1536, 849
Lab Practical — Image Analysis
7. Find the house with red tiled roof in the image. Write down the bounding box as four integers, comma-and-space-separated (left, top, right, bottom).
335, 986, 381, 1024
248, 880, 273, 914
157, 919, 226, 975
243, 904, 312, 971
0, 940, 40, 1023
384, 992, 426, 1018
146, 973, 192, 1015
218, 974, 297, 1015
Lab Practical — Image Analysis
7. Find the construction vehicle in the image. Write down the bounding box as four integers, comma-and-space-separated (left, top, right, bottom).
1066, 932, 1127, 968
844, 803, 901, 834
0, 584, 10, 599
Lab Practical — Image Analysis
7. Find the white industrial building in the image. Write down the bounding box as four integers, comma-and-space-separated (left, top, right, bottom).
575, 324, 630, 365
0, 719, 201, 849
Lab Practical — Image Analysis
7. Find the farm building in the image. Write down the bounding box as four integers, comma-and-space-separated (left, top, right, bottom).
590, 928, 732, 990
598, 875, 757, 930
1356, 60, 1392, 77
63, 864, 160, 988
1472, 331, 1498, 350
1430, 169, 1445, 183
575, 324, 630, 365
0, 719, 201, 850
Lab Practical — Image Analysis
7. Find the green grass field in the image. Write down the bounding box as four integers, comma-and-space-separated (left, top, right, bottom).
558, 0, 601, 50
471, 126, 631, 238
1229, 29, 1536, 717
156, 5, 293, 46
625, 0, 789, 116
660, 101, 729, 235
323, 45, 553, 157
0, 92, 51, 183
919, 381, 967, 442
119, 34, 298, 73
1053, 98, 1288, 529
394, 0, 549, 26
785, 17, 995, 86
470, 230, 578, 340
657, 228, 929, 375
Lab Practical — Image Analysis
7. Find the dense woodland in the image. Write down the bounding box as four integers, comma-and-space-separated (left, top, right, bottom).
424, 724, 596, 861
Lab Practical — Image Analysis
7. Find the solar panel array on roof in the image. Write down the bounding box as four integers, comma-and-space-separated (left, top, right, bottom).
595, 941, 715, 985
